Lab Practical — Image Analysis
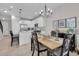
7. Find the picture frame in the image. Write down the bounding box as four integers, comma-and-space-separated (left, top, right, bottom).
66, 17, 76, 28
58, 19, 66, 28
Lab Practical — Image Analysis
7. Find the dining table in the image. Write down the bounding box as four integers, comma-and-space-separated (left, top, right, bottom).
38, 35, 63, 55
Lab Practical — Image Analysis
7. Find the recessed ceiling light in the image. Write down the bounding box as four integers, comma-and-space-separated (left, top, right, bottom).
12, 15, 16, 19
40, 10, 43, 12
10, 6, 14, 8
2, 18, 5, 20
4, 10, 8, 13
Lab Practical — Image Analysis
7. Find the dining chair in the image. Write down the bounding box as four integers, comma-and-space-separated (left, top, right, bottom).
51, 31, 56, 37
32, 31, 47, 56
10, 31, 19, 46
69, 34, 75, 52
47, 34, 74, 56
31, 33, 34, 51
0, 20, 3, 33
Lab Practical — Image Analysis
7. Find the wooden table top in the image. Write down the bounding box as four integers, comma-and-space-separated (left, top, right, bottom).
38, 36, 63, 50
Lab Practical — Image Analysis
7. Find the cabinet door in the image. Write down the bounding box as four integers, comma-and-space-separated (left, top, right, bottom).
19, 31, 31, 45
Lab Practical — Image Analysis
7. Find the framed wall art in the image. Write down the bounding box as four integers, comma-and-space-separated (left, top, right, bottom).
58, 19, 66, 28
66, 17, 76, 28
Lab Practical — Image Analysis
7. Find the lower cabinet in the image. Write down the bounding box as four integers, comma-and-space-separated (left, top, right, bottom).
19, 31, 31, 45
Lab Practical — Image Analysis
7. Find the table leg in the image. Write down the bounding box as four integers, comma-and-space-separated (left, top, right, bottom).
47, 49, 50, 56
31, 38, 33, 51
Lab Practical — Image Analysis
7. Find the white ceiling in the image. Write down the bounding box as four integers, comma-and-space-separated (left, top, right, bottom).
0, 3, 64, 19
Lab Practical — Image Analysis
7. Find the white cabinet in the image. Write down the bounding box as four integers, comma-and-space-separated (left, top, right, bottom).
19, 31, 31, 45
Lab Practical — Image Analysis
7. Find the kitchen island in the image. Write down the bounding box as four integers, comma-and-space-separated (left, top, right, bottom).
19, 30, 32, 46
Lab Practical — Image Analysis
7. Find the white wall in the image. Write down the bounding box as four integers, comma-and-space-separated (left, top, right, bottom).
2, 21, 9, 35
19, 20, 33, 28
11, 15, 20, 34
0, 16, 11, 37
33, 16, 46, 27
43, 16, 55, 35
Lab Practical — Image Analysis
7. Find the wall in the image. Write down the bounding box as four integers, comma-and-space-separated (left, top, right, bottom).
33, 16, 46, 27
2, 20, 9, 36
11, 15, 20, 34
42, 16, 54, 35
0, 15, 11, 38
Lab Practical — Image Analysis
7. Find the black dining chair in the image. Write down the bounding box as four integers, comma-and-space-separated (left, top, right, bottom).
32, 31, 47, 56
10, 31, 19, 46
47, 34, 74, 56
51, 31, 56, 37
0, 20, 3, 33
31, 31, 41, 51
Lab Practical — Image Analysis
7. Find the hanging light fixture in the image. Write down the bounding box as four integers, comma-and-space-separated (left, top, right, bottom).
39, 4, 53, 17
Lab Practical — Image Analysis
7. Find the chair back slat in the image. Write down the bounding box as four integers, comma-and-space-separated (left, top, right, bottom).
10, 31, 13, 37
61, 34, 74, 56
51, 31, 56, 37
32, 31, 39, 49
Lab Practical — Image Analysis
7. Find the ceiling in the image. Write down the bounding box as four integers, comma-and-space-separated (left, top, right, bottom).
0, 3, 64, 19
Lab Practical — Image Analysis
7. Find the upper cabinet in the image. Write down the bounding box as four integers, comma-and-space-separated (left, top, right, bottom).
33, 16, 45, 27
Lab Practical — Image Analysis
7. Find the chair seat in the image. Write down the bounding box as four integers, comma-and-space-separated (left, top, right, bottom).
35, 43, 47, 51
39, 44, 47, 51
50, 47, 68, 56
31, 31, 47, 56
13, 35, 19, 38
49, 47, 61, 56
